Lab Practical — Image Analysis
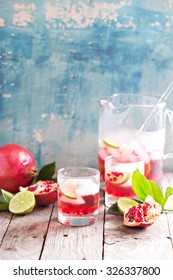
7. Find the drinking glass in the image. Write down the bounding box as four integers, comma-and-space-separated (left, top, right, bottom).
57, 166, 100, 226
104, 155, 144, 207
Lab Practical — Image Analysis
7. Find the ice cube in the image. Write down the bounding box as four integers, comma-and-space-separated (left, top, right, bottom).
75, 180, 99, 196
139, 129, 165, 152
150, 150, 163, 160
107, 147, 119, 156
119, 142, 134, 156
133, 141, 150, 164
98, 147, 109, 160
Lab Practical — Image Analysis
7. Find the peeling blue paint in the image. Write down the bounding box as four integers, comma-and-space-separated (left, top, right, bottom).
0, 0, 173, 169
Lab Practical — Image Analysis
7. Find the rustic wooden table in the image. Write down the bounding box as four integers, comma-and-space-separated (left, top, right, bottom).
0, 173, 173, 260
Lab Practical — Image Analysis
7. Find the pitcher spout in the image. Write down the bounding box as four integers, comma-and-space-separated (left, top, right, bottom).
99, 99, 114, 110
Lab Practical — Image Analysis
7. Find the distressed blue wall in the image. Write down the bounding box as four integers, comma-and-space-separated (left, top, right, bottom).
0, 0, 173, 169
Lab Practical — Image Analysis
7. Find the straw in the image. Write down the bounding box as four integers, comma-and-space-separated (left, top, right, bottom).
140, 81, 173, 131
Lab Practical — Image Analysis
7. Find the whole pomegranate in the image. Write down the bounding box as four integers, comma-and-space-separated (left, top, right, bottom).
0, 143, 37, 193
20, 180, 57, 206
123, 202, 161, 227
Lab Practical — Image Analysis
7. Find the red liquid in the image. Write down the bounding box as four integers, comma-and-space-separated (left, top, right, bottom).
58, 192, 99, 216
98, 154, 163, 183
105, 178, 136, 198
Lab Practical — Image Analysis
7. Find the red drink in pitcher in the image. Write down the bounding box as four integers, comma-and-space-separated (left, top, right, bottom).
98, 94, 168, 187
98, 128, 164, 183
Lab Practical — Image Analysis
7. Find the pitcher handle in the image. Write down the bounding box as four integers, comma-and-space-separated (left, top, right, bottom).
163, 109, 173, 160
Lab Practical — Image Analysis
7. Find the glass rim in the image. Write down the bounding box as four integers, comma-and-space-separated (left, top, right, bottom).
57, 166, 100, 179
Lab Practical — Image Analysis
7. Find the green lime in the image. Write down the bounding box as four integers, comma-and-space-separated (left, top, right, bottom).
1, 189, 14, 203
117, 197, 138, 214
103, 139, 120, 149
59, 179, 77, 199
9, 191, 36, 215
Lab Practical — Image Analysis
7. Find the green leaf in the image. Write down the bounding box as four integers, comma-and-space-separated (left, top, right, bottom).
132, 169, 153, 201
164, 187, 173, 204
1, 189, 14, 203
131, 198, 143, 204
0, 189, 14, 210
33, 162, 56, 183
0, 194, 7, 204
0, 203, 9, 211
163, 188, 173, 211
148, 180, 165, 207
107, 202, 123, 216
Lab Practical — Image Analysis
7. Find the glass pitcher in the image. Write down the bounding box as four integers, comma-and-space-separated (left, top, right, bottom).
98, 93, 173, 183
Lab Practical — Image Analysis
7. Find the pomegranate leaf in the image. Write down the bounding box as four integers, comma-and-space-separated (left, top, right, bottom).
164, 187, 173, 204
0, 190, 14, 211
132, 169, 153, 201
33, 162, 56, 183
0, 203, 9, 211
0, 193, 7, 204
1, 189, 14, 203
148, 180, 165, 207
107, 202, 123, 216
132, 170, 173, 211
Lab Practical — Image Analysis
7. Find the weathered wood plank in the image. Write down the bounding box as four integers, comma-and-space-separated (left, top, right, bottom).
0, 205, 53, 260
102, 172, 173, 260
0, 174, 173, 260
41, 191, 105, 260
103, 173, 173, 260
0, 212, 13, 242
104, 207, 173, 260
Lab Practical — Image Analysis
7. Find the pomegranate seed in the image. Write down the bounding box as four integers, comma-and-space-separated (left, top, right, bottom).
28, 186, 37, 192
45, 180, 54, 184
112, 172, 123, 177
44, 185, 51, 192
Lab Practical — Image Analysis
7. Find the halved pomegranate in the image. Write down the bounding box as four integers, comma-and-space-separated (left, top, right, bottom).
123, 202, 161, 227
20, 180, 58, 206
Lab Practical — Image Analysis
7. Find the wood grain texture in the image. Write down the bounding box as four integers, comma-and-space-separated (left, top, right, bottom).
0, 205, 53, 260
103, 173, 173, 260
104, 211, 173, 260
0, 176, 173, 260
41, 191, 105, 260
0, 212, 12, 242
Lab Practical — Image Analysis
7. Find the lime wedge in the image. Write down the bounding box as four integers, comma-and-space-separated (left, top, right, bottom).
103, 139, 120, 149
9, 191, 36, 215
113, 173, 130, 185
59, 179, 77, 199
107, 172, 130, 185
117, 197, 138, 214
